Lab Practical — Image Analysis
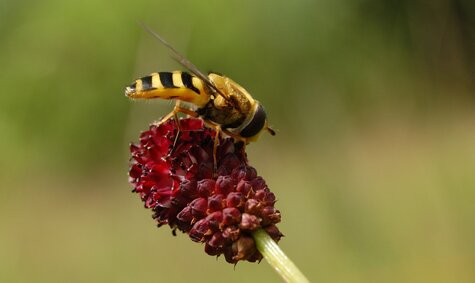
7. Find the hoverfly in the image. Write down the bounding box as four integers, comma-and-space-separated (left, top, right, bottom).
125, 24, 275, 162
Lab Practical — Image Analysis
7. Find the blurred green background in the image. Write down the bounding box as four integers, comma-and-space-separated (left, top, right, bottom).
1, 0, 474, 282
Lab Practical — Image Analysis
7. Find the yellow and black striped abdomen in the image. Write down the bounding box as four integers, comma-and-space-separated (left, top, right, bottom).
125, 71, 210, 107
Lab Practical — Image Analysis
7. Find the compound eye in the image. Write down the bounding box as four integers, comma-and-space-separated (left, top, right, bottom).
240, 104, 267, 138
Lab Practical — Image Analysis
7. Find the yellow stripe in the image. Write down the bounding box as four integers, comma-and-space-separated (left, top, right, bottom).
191, 77, 205, 93
172, 71, 184, 88
151, 72, 162, 89
135, 79, 143, 92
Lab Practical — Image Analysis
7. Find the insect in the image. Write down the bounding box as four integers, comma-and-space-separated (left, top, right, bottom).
125, 24, 275, 162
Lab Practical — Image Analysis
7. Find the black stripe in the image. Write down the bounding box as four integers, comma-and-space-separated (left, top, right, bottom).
160, 72, 177, 88
240, 104, 267, 138
141, 76, 154, 91
129, 82, 137, 90
181, 72, 200, 94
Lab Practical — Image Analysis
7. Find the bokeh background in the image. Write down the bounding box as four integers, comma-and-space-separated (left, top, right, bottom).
1, 0, 474, 282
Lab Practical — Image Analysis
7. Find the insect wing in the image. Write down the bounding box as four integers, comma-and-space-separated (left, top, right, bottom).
140, 23, 231, 102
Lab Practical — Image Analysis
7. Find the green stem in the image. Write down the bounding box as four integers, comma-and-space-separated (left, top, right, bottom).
253, 229, 310, 283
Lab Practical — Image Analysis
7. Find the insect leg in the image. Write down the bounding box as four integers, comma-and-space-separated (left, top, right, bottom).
220, 128, 249, 165
204, 125, 250, 172
221, 128, 248, 144
213, 126, 221, 173
170, 103, 201, 150
154, 101, 198, 125
199, 121, 221, 173
174, 105, 199, 118
155, 110, 177, 126
155, 101, 200, 155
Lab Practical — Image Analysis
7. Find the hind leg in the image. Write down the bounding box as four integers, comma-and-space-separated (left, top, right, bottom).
153, 101, 198, 125
154, 101, 199, 154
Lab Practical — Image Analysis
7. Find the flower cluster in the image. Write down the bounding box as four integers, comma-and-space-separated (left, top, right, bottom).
129, 118, 282, 263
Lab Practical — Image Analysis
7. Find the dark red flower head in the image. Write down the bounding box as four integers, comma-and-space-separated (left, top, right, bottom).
129, 118, 282, 263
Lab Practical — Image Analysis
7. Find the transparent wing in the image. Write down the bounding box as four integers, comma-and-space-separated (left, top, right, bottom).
139, 22, 231, 102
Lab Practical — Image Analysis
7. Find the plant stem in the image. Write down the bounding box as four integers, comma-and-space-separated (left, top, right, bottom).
253, 229, 310, 283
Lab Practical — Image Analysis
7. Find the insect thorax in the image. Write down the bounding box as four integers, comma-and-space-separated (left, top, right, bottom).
197, 99, 247, 129
194, 74, 254, 129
